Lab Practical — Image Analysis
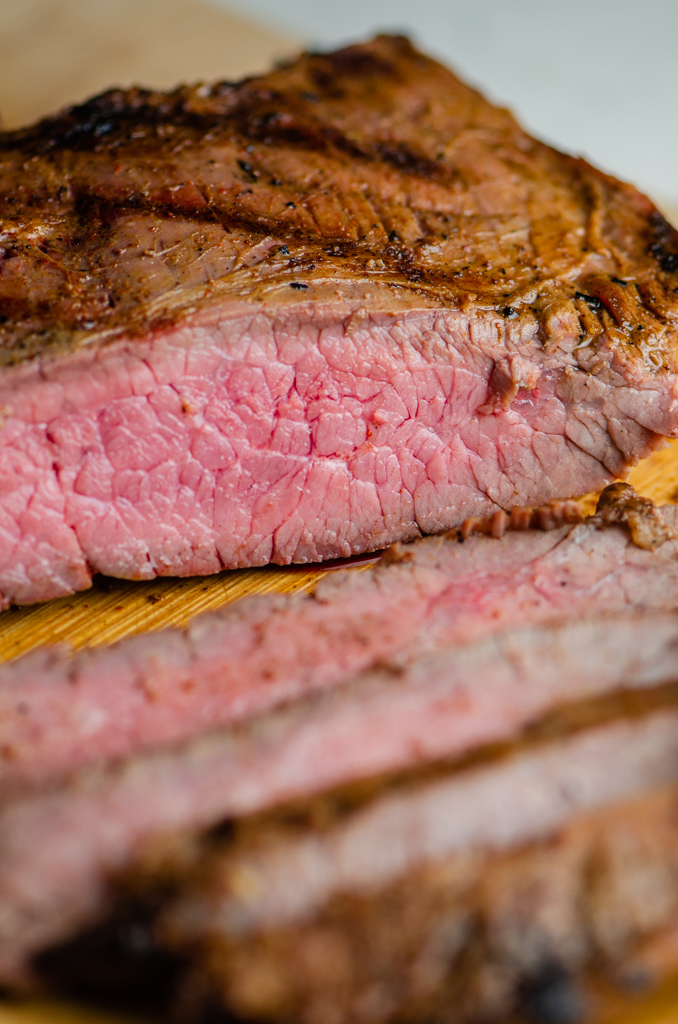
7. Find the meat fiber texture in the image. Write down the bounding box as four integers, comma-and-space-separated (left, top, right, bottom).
1, 493, 678, 981
0, 36, 678, 606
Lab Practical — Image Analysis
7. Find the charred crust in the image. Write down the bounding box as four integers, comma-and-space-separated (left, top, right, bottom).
35, 905, 181, 1012
574, 291, 602, 312
0, 35, 676, 364
593, 483, 678, 550
444, 499, 583, 543
371, 142, 444, 179
518, 964, 587, 1024
649, 211, 678, 275
312, 43, 400, 80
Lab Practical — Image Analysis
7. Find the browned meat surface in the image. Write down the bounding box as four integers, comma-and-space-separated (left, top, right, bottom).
1, 35, 677, 366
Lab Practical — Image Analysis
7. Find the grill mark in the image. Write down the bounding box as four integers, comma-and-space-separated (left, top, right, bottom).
0, 90, 454, 189
649, 211, 678, 274
313, 43, 404, 80
0, 35, 675, 364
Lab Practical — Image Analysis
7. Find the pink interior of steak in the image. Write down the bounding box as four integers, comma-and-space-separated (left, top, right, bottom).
0, 296, 673, 608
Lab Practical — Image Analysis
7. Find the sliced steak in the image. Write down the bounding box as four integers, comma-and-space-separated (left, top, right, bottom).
1, 612, 678, 985
0, 35, 677, 604
1, 488, 678, 792
161, 716, 678, 1024
165, 711, 678, 939
0, 492, 678, 1008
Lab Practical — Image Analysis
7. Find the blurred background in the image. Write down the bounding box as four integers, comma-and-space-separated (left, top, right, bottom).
0, 0, 676, 218
223, 0, 678, 212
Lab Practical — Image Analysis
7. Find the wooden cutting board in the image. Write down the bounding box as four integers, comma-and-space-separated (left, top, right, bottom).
1, 2, 678, 1021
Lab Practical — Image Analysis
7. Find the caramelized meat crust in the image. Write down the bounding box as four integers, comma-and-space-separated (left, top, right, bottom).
0, 34, 677, 367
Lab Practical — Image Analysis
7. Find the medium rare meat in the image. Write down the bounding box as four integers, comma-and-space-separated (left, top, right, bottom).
1, 486, 677, 793
0, 35, 678, 605
1, 489, 678, 995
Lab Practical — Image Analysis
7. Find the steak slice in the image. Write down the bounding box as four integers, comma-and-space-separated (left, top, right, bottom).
0, 35, 677, 605
0, 492, 677, 1005
1, 612, 678, 985
1, 487, 678, 794
160, 713, 678, 1024
13, 702, 678, 1023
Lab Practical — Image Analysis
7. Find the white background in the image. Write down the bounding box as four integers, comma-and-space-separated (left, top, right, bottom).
217, 0, 678, 210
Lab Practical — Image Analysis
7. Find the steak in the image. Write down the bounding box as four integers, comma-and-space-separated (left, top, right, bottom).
161, 714, 678, 1024
0, 486, 677, 794
1, 488, 678, 1007
9, 692, 678, 1021
0, 35, 677, 605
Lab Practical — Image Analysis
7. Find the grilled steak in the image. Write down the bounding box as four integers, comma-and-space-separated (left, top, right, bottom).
1, 487, 678, 1012
0, 35, 677, 605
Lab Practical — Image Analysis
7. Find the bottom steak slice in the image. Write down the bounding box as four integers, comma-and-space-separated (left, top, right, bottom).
1, 612, 678, 996
160, 721, 678, 1024
27, 706, 678, 1024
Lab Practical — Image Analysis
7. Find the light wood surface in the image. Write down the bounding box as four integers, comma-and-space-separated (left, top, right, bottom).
0, 0, 295, 130
0, 1003, 148, 1024
1, 3, 678, 1022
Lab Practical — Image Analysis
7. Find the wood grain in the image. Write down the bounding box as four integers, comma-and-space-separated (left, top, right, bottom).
0, 560, 363, 663
0, 3, 678, 1021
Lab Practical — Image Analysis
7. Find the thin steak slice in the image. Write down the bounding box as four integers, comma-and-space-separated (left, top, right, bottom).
10, 698, 678, 1021
2, 612, 678, 980
160, 710, 678, 1024
0, 492, 677, 997
0, 35, 677, 605
0, 486, 677, 794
